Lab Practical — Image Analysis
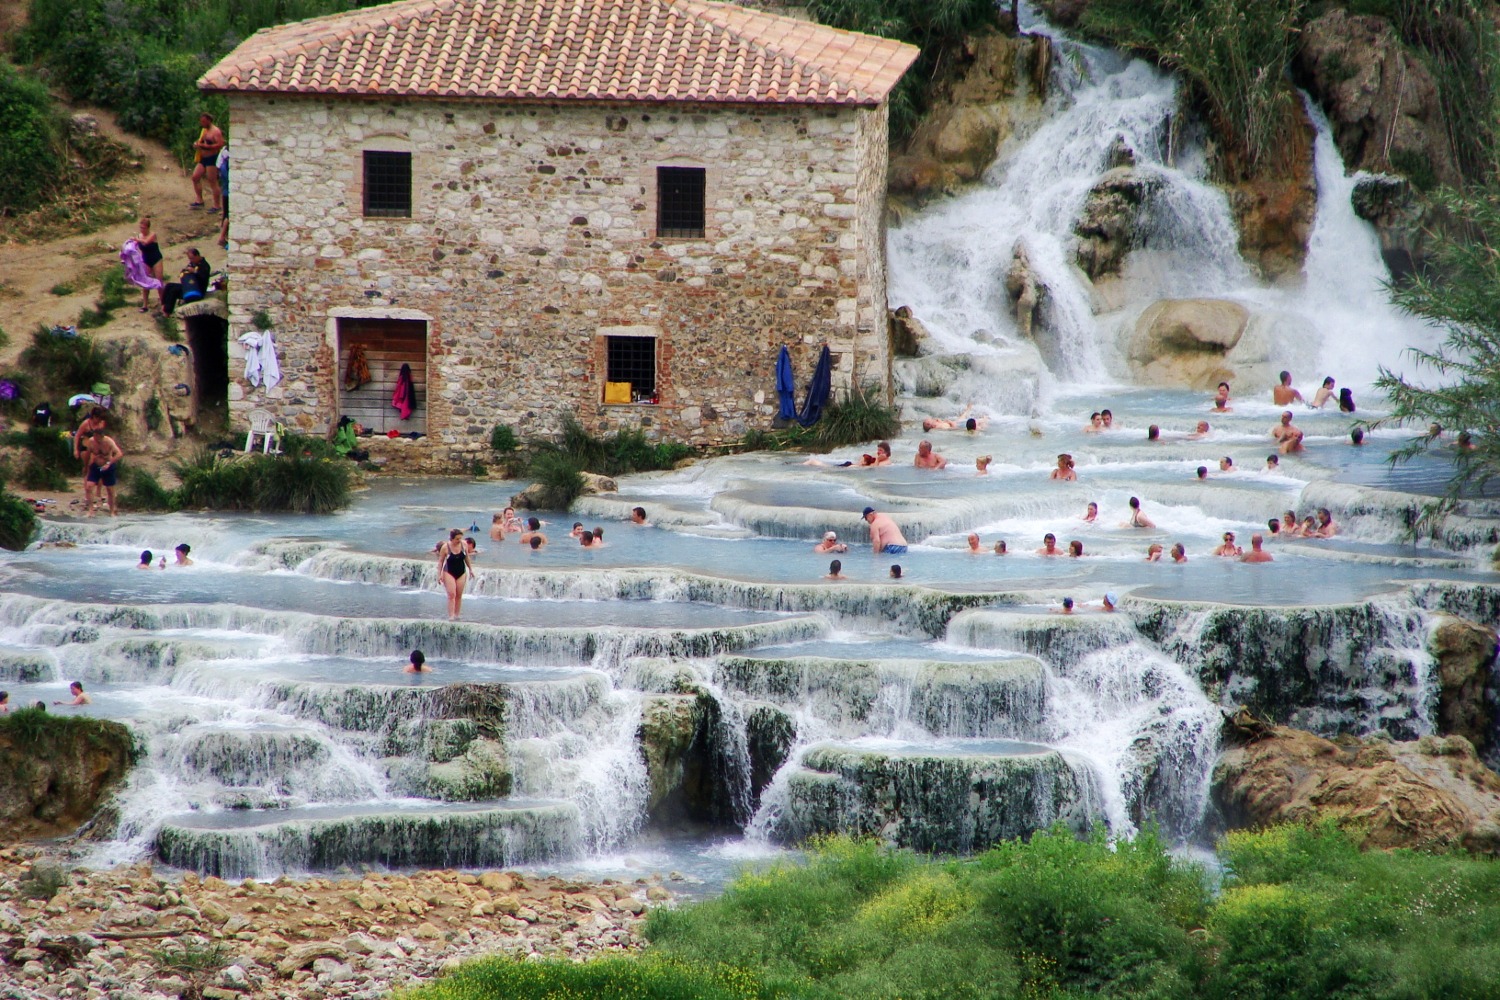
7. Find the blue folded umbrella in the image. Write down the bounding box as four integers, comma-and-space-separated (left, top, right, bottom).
776, 345, 796, 421
797, 345, 833, 427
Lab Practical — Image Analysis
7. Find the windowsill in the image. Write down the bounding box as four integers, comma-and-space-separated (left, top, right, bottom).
600, 402, 662, 408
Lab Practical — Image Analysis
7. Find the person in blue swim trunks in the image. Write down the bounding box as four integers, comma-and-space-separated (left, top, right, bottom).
862, 506, 908, 555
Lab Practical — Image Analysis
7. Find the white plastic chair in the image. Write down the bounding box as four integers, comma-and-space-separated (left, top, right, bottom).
244, 408, 280, 454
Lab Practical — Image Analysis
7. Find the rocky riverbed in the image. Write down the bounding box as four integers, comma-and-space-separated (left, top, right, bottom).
0, 847, 666, 999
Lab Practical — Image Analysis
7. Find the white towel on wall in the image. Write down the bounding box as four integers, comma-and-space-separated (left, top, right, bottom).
238, 331, 283, 390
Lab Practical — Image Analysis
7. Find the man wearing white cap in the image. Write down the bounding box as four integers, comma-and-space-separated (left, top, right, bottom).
814, 531, 847, 554
1101, 592, 1119, 612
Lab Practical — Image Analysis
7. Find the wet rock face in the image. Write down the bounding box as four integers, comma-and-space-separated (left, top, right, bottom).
0, 715, 134, 840
772, 745, 1097, 852
1430, 616, 1499, 753
636, 693, 751, 829
890, 31, 1051, 198
1212, 719, 1500, 854
1351, 174, 1427, 281
1073, 166, 1161, 280
1294, 9, 1459, 191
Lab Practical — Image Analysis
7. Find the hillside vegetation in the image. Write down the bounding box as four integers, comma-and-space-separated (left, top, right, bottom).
13, 0, 387, 162
404, 825, 1500, 1000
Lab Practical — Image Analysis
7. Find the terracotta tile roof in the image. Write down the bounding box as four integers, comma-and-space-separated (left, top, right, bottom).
199, 0, 919, 106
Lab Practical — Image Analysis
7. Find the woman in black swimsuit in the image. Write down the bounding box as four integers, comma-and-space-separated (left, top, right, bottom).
437, 528, 472, 620
137, 217, 164, 311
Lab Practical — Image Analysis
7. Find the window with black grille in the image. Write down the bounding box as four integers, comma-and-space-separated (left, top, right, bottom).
363, 151, 412, 218
656, 166, 705, 238
605, 336, 657, 401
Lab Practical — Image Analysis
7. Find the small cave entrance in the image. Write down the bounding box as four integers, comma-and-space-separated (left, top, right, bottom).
184, 314, 229, 418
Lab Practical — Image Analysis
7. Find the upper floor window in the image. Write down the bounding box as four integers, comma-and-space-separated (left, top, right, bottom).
363, 151, 412, 218
656, 166, 705, 238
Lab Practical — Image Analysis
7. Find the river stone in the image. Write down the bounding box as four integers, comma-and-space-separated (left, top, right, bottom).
771, 742, 1098, 853
277, 942, 346, 975
1128, 299, 1250, 389
1073, 167, 1161, 280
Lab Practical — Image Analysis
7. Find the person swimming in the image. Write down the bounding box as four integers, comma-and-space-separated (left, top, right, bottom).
1146, 543, 1163, 562
404, 649, 430, 673
1188, 421, 1211, 440
994, 540, 1008, 555
1219, 456, 1235, 473
889, 564, 903, 580
1083, 412, 1103, 433
1068, 540, 1084, 557
1273, 370, 1305, 406
1050, 454, 1077, 481
1037, 532, 1060, 556
976, 455, 993, 475
1350, 427, 1365, 445
1126, 496, 1154, 528
826, 559, 845, 580
55, 681, 90, 706
1147, 424, 1160, 441
1338, 388, 1356, 413
1054, 597, 1075, 615
967, 533, 982, 553
1171, 543, 1187, 563
1083, 501, 1098, 522
137, 550, 154, 569
1311, 376, 1336, 408
1240, 534, 1273, 563
1213, 532, 1242, 557
814, 531, 848, 554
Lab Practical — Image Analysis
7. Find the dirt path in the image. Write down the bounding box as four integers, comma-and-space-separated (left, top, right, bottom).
0, 102, 219, 366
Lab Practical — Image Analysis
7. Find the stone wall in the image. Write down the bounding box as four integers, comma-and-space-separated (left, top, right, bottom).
225, 96, 894, 451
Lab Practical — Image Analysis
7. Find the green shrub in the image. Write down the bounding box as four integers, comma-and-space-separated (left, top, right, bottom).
5, 426, 77, 491
489, 424, 518, 454
526, 451, 586, 509
0, 490, 38, 550
169, 447, 351, 514
529, 416, 697, 480
252, 452, 351, 514
0, 62, 65, 215
250, 309, 274, 331
812, 385, 901, 448
1081, 0, 1307, 179
98, 266, 129, 311
155, 313, 182, 342
397, 955, 770, 1000
49, 283, 75, 296
75, 307, 111, 330
20, 326, 111, 395
119, 467, 177, 512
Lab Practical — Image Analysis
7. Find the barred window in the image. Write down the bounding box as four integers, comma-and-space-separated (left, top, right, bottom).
363, 151, 412, 218
656, 166, 705, 238
605, 336, 657, 401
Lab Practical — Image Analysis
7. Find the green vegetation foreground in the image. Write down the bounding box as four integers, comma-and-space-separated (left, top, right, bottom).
402, 826, 1500, 1000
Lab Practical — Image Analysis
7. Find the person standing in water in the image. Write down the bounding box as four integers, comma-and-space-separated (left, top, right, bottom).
436, 528, 472, 620
1240, 534, 1274, 562
862, 507, 908, 555
1273, 371, 1305, 405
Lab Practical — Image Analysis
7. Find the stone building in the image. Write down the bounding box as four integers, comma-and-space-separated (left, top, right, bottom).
200, 0, 917, 464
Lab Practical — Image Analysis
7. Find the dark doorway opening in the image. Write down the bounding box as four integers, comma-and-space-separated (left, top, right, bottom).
185, 314, 229, 416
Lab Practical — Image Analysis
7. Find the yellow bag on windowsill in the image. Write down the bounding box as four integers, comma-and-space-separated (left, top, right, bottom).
604, 381, 632, 404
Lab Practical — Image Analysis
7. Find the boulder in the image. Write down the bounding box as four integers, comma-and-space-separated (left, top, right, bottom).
887, 306, 929, 359
636, 693, 749, 827
1127, 298, 1250, 388
0, 715, 134, 840
1003, 242, 1043, 340
1072, 167, 1161, 280
890, 31, 1051, 198
1212, 715, 1500, 853
1294, 9, 1459, 191
1430, 616, 1498, 753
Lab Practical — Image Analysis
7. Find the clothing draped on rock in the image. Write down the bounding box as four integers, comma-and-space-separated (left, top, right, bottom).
238, 330, 282, 390
120, 240, 163, 291
776, 344, 796, 421
344, 343, 372, 391
797, 344, 832, 427
392, 363, 416, 420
